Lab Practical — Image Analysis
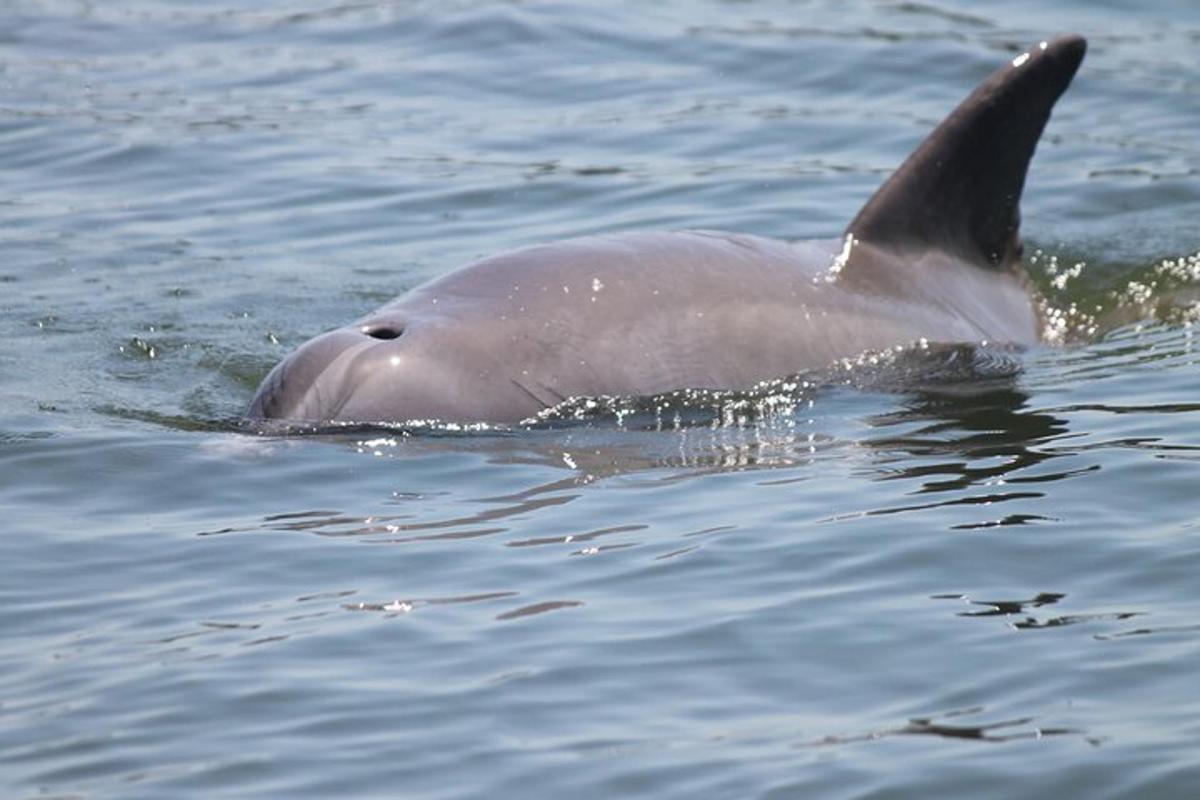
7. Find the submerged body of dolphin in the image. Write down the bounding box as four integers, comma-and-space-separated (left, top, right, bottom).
247, 35, 1086, 426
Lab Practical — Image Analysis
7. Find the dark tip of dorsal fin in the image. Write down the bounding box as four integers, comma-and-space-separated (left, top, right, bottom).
844, 35, 1086, 276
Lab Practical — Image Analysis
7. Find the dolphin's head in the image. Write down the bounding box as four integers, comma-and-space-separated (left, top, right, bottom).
245, 316, 490, 427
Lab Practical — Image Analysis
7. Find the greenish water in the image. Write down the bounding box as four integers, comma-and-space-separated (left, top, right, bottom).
3, 2, 1200, 798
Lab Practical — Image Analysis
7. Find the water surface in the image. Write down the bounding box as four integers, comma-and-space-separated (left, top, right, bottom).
3, 2, 1200, 798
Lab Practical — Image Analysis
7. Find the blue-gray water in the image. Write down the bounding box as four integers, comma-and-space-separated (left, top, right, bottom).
4, 2, 1200, 798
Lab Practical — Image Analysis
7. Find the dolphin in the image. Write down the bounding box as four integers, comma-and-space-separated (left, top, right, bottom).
246, 35, 1086, 426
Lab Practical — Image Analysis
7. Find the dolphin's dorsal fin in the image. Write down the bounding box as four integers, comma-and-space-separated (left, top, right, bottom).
843, 35, 1086, 279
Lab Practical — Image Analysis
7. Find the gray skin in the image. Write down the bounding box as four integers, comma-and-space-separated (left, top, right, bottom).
247, 35, 1086, 426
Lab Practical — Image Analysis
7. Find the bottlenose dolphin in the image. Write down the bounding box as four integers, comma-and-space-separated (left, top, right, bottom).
247, 35, 1086, 426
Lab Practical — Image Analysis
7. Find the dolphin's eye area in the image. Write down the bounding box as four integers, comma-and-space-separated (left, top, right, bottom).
362, 325, 404, 340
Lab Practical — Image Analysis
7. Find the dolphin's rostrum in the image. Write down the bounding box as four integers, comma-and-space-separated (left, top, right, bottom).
247, 35, 1087, 425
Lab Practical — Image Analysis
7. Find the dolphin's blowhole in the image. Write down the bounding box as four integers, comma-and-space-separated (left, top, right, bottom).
362, 325, 403, 341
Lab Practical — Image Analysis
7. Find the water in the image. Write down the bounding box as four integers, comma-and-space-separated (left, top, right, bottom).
3, 1, 1200, 797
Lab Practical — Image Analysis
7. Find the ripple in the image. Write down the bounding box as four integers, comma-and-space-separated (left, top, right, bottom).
494, 599, 585, 621
798, 706, 1084, 747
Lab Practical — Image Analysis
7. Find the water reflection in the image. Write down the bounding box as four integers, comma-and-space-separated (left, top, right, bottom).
865, 384, 1071, 491
932, 592, 1144, 633
223, 374, 1090, 542
798, 705, 1084, 747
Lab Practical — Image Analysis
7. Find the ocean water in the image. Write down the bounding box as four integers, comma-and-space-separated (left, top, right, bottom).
3, 1, 1200, 798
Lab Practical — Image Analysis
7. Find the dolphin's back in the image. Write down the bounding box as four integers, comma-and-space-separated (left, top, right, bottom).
365, 231, 848, 403
358, 230, 1029, 411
